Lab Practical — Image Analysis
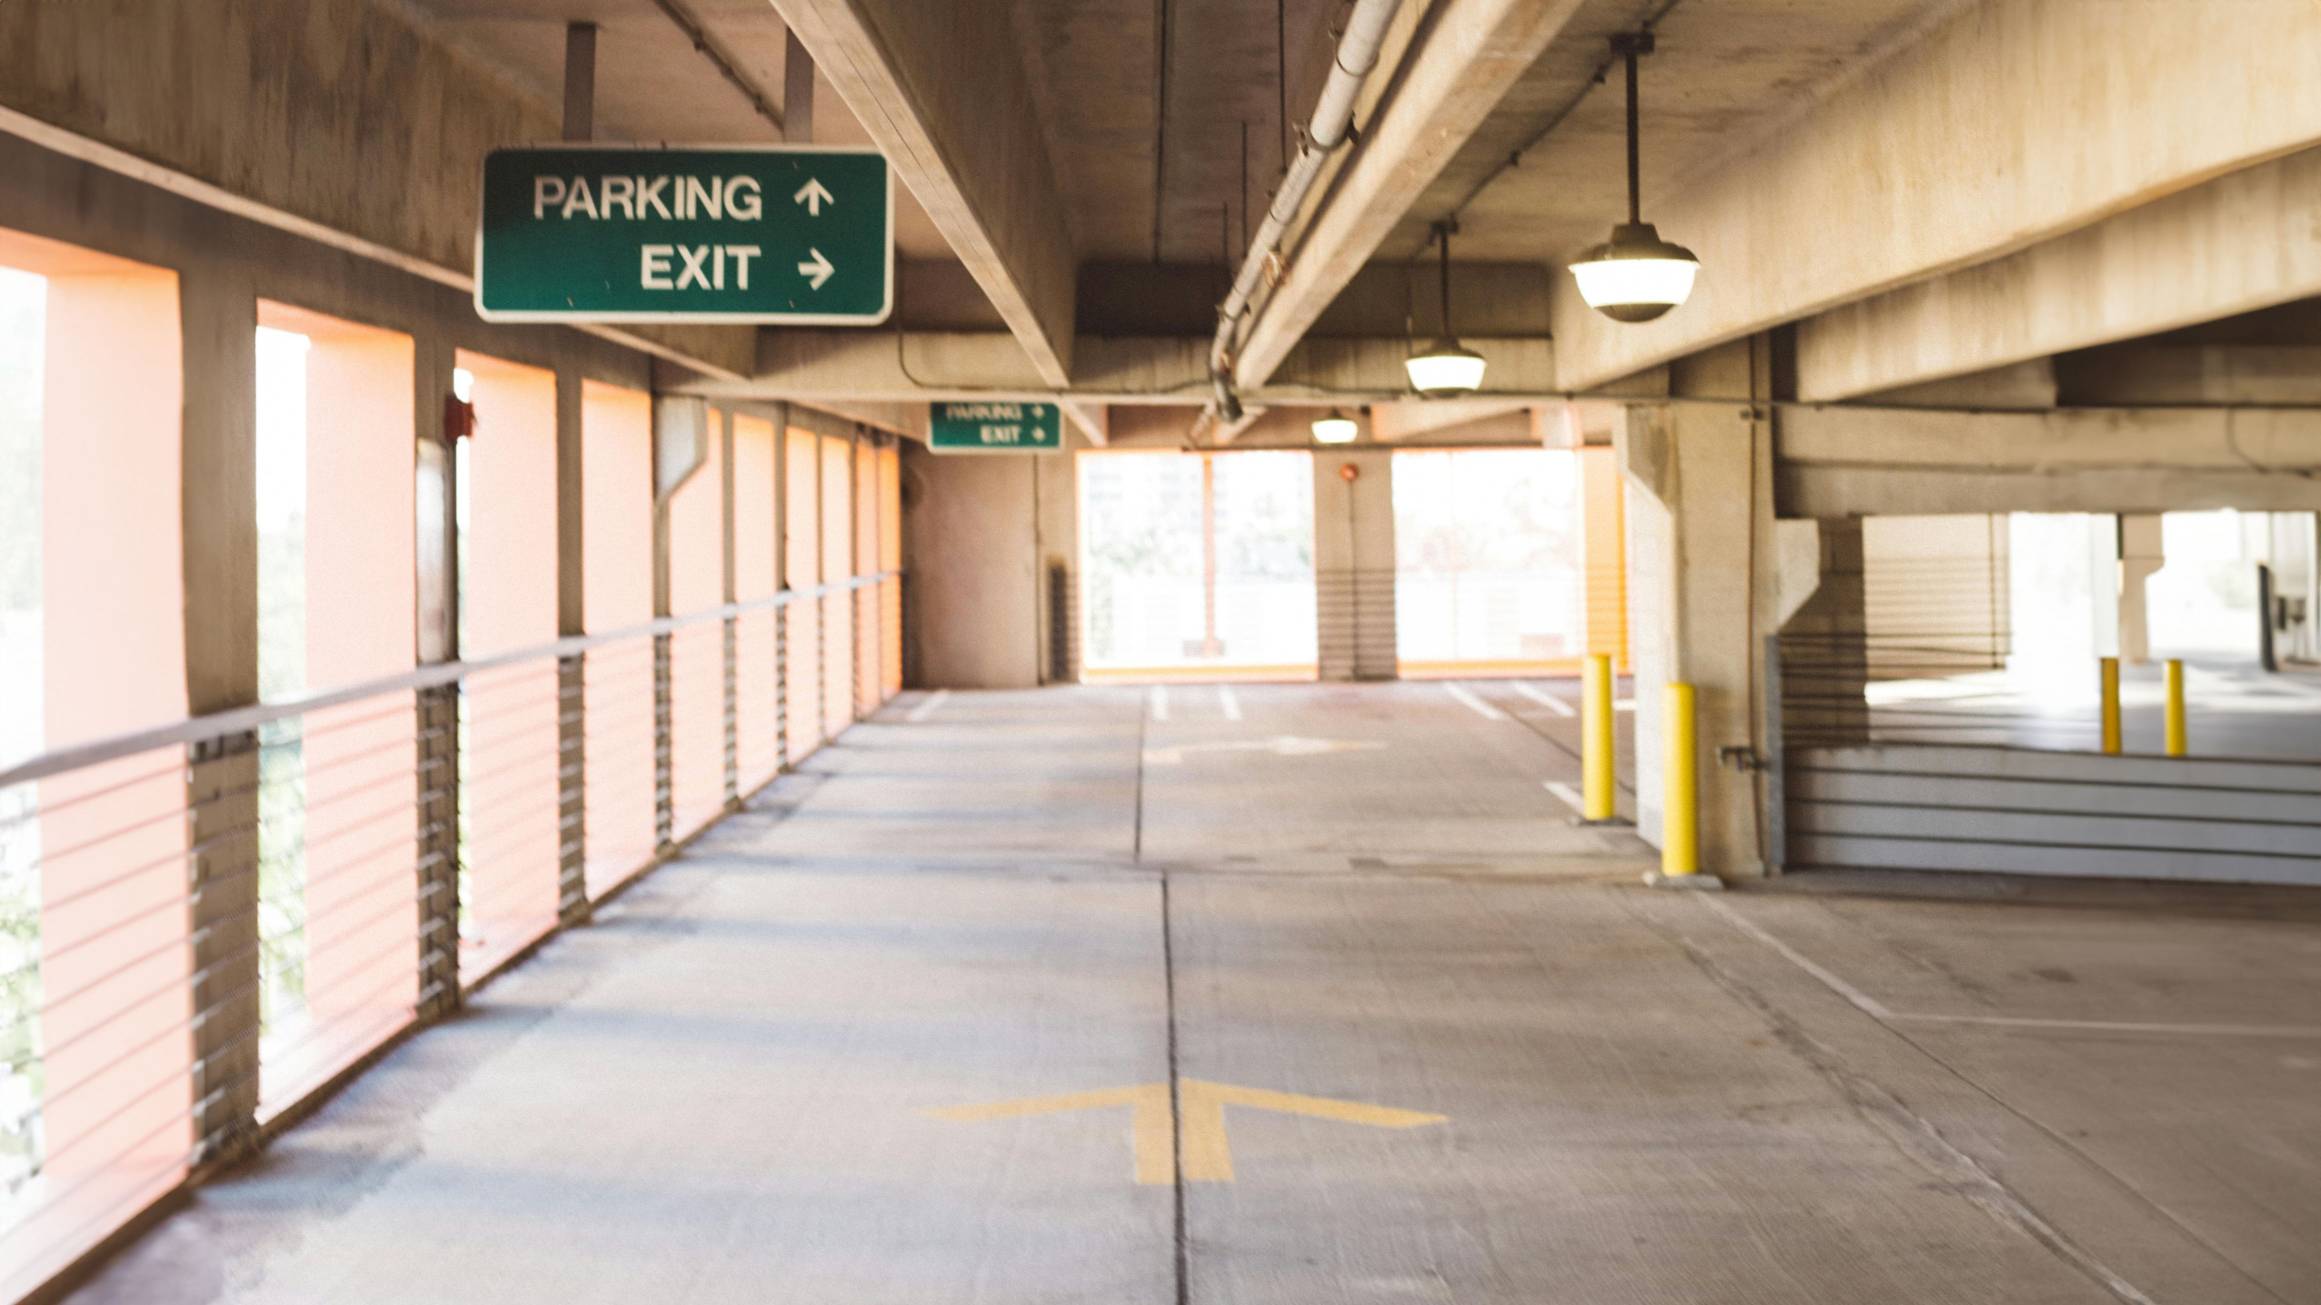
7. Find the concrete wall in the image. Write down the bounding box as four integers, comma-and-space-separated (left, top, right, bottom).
901, 446, 1046, 689
1312, 449, 1397, 680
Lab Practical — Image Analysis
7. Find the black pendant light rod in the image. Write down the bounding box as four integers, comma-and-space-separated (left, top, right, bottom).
1435, 221, 1455, 338
1612, 31, 1655, 226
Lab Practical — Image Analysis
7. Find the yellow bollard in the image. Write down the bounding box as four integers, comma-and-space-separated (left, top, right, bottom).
2099, 657, 2122, 755
1582, 654, 1617, 822
2164, 658, 2187, 757
1662, 682, 1699, 877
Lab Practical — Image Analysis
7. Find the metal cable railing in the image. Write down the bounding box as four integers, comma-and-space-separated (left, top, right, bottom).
0, 569, 901, 1301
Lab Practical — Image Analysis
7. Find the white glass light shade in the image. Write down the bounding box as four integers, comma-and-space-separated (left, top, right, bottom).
1569, 223, 1700, 323
1404, 341, 1487, 396
1310, 411, 1359, 444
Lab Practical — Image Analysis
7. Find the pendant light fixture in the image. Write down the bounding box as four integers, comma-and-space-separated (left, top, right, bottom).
1570, 31, 1700, 323
1405, 222, 1487, 396
1310, 408, 1359, 444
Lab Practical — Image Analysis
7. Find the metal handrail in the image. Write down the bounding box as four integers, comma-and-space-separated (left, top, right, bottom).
0, 570, 901, 790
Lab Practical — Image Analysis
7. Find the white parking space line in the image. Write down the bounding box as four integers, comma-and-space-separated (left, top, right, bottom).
1542, 781, 1586, 813
1150, 686, 1171, 723
1511, 683, 1576, 718
1703, 894, 2321, 1039
1700, 895, 1897, 1020
1615, 699, 1635, 712
1442, 682, 1507, 722
905, 689, 951, 723
1218, 685, 1243, 721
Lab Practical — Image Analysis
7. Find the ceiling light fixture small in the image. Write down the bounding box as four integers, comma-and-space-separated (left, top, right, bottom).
1571, 31, 1700, 324
1311, 409, 1359, 444
1407, 221, 1488, 396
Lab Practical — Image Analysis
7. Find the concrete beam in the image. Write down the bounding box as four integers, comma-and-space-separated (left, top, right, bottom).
1060, 400, 1109, 447
1800, 145, 2321, 402
2058, 346, 2321, 408
1369, 399, 1530, 443
1776, 403, 2321, 516
669, 332, 1557, 405
774, 0, 1077, 384
1551, 0, 2321, 393
1231, 0, 1587, 390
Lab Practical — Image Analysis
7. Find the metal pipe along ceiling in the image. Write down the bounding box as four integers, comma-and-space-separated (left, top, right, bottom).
1207, 0, 1404, 418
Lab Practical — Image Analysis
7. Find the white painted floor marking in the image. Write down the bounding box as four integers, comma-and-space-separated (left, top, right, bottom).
1443, 682, 1507, 722
1704, 895, 2321, 1040
1614, 699, 1635, 712
1218, 685, 1243, 721
904, 689, 950, 723
1699, 895, 1898, 1019
1150, 686, 1170, 723
1542, 780, 1586, 813
1511, 683, 1577, 717
1895, 1012, 2321, 1039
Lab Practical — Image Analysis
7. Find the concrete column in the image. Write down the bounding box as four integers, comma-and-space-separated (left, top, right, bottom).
1312, 448, 1396, 681
413, 335, 460, 1022
553, 371, 588, 924
2119, 512, 2164, 665
721, 409, 741, 805
180, 267, 262, 1163
770, 406, 791, 761
1620, 342, 1779, 879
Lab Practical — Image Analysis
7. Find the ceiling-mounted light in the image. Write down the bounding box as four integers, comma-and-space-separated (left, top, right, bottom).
1571, 32, 1700, 323
1311, 408, 1359, 444
1407, 221, 1487, 396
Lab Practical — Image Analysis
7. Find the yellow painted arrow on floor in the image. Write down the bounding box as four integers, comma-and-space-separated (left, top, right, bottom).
925, 1079, 1445, 1184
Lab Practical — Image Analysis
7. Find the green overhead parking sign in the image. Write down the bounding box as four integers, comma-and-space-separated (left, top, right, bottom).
475, 145, 892, 324
929, 402, 1064, 453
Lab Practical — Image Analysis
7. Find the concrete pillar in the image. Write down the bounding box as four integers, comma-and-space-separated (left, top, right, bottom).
2118, 512, 2164, 665
721, 409, 741, 806
553, 371, 588, 924
1620, 342, 1779, 879
179, 267, 262, 1163
413, 335, 460, 1022
1313, 448, 1396, 681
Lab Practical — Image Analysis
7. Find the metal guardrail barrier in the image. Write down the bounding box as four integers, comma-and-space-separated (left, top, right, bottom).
0, 570, 901, 1301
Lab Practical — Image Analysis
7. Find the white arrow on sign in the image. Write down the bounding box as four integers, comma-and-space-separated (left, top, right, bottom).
793, 177, 834, 215
797, 247, 834, 291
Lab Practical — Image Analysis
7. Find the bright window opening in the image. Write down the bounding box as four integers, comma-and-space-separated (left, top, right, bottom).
1392, 449, 1584, 677
1078, 451, 1316, 680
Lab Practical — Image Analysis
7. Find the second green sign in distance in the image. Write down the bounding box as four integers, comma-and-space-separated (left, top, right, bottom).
929, 402, 1064, 453
475, 145, 891, 324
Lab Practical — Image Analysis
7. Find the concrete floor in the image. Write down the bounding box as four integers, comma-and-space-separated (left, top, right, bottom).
66, 683, 2321, 1304
1864, 660, 2321, 760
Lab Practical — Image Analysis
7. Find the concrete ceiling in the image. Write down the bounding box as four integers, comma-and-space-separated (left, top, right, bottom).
1383, 0, 1972, 266
406, 0, 1349, 275
403, 0, 954, 260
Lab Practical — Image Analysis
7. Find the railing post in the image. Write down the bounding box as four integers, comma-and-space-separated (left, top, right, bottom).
556, 653, 589, 924
653, 632, 675, 851
414, 682, 462, 1021
188, 730, 261, 1166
